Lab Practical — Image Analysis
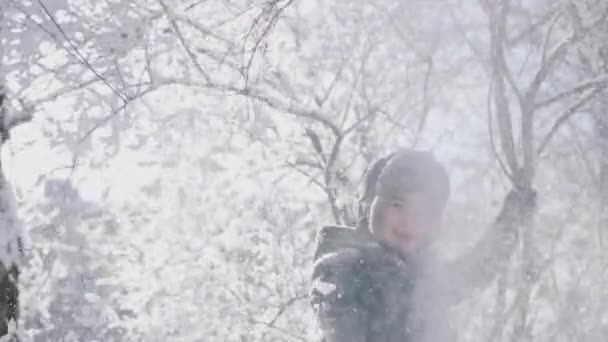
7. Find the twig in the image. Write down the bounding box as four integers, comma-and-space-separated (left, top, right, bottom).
243, 0, 295, 87
268, 294, 308, 326
487, 76, 514, 181
36, 0, 126, 102
537, 87, 605, 156
539, 10, 562, 63
315, 56, 348, 108
413, 57, 434, 147
488, 0, 519, 175
535, 75, 608, 109
157, 0, 211, 84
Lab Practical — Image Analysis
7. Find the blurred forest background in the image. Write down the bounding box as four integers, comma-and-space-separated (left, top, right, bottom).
0, 0, 607, 341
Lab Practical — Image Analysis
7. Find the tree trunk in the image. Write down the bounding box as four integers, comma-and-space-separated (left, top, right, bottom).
0, 255, 18, 341
0, 71, 20, 342
0, 144, 20, 342
597, 100, 608, 247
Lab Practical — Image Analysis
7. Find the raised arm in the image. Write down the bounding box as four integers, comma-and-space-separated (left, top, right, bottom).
442, 187, 537, 304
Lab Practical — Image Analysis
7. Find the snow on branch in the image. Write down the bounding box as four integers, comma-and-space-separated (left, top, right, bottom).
35, 0, 127, 102
157, 0, 212, 84
535, 75, 608, 109
537, 86, 606, 155
0, 90, 33, 144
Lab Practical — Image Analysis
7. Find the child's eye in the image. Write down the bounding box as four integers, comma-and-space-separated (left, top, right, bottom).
391, 202, 405, 209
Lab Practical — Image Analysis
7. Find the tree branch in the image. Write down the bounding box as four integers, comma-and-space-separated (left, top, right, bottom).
267, 294, 308, 326
304, 127, 325, 163
487, 78, 514, 181
537, 87, 605, 156
36, 0, 127, 102
539, 10, 562, 63
324, 134, 344, 224
506, 10, 555, 46
314, 57, 348, 108
242, 0, 295, 87
488, 0, 519, 175
413, 57, 434, 146
158, 0, 211, 84
535, 75, 608, 109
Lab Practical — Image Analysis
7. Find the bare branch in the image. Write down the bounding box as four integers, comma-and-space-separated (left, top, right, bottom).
36, 0, 126, 102
267, 294, 308, 326
521, 104, 535, 184
217, 83, 341, 137
0, 88, 33, 145
525, 34, 572, 104
487, 78, 514, 181
314, 57, 348, 108
158, 0, 211, 83
501, 53, 524, 107
535, 75, 608, 109
173, 16, 247, 73
343, 108, 377, 136
506, 10, 555, 46
184, 0, 209, 12
488, 0, 519, 175
324, 134, 344, 224
413, 57, 434, 146
338, 50, 367, 131
293, 156, 323, 170
284, 160, 325, 191
304, 127, 325, 163
539, 10, 562, 63
243, 0, 295, 87
250, 317, 307, 342
174, 14, 238, 49
537, 87, 606, 156
5, 105, 33, 132
525, 5, 608, 106
77, 83, 162, 146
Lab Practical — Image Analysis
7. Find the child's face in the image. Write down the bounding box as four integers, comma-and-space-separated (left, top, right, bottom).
372, 194, 436, 257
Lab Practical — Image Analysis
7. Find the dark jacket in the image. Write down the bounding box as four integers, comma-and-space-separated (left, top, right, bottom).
310, 226, 423, 342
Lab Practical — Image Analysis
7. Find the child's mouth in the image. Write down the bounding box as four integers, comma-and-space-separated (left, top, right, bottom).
393, 229, 413, 243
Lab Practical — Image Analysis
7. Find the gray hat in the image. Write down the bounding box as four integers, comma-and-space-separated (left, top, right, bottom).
376, 149, 450, 211
357, 149, 450, 231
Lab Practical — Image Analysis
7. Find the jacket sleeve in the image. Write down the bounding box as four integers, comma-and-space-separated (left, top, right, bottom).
442, 187, 536, 304
310, 248, 369, 342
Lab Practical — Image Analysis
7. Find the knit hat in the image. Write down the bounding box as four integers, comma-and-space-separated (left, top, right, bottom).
376, 149, 450, 209
357, 149, 450, 231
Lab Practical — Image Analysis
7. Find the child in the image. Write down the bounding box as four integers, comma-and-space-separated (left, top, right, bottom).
310, 149, 450, 341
